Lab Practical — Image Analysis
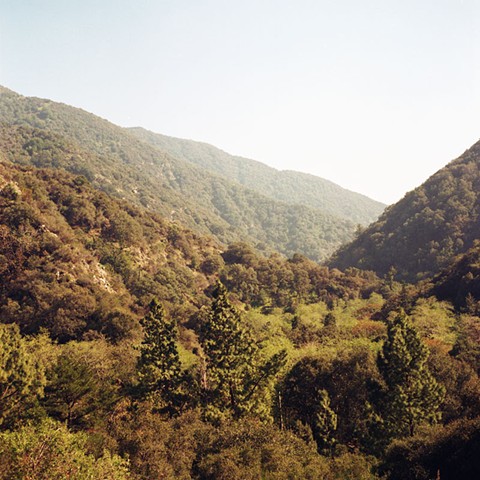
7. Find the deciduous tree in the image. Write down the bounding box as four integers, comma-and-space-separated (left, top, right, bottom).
0, 323, 46, 428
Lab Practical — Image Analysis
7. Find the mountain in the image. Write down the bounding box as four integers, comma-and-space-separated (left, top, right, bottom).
129, 126, 385, 225
329, 139, 480, 281
0, 86, 361, 262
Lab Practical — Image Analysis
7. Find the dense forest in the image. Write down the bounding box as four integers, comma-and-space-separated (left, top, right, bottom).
1, 89, 480, 479
432, 241, 480, 312
329, 140, 480, 282
0, 86, 373, 262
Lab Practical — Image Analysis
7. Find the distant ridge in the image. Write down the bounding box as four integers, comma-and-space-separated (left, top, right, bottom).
129, 127, 385, 226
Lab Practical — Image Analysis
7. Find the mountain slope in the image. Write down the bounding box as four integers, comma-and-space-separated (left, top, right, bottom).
329, 139, 480, 281
0, 160, 218, 342
129, 126, 385, 225
432, 241, 480, 310
0, 87, 357, 262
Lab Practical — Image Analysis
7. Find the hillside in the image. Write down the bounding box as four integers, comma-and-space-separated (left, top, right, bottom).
0, 160, 219, 342
432, 241, 480, 311
0, 86, 358, 262
129, 126, 385, 225
329, 139, 480, 281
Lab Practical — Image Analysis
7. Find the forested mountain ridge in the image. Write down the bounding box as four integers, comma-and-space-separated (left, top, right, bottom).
129, 126, 385, 225
0, 86, 359, 262
329, 139, 480, 281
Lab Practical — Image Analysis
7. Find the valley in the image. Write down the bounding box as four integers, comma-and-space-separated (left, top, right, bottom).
0, 86, 479, 479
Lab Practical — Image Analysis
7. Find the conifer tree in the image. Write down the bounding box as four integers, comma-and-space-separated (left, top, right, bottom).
313, 389, 337, 455
200, 282, 286, 421
137, 299, 183, 415
377, 310, 444, 438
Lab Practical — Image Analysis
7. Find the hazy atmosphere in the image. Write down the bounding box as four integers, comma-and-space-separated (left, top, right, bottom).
1, 0, 479, 203
3, 2, 480, 478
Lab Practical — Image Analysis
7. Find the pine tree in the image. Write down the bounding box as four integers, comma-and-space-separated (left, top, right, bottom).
200, 282, 286, 421
137, 299, 183, 415
377, 310, 445, 438
313, 389, 337, 455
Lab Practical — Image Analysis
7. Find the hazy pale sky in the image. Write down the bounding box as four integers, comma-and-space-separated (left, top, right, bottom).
1, 0, 479, 204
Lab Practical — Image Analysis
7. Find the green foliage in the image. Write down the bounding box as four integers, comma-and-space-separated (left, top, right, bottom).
221, 243, 382, 309
450, 314, 480, 373
410, 297, 456, 348
42, 340, 123, 431
432, 240, 480, 311
377, 311, 445, 438
329, 453, 379, 480
200, 283, 286, 421
314, 389, 338, 454
282, 345, 380, 454
43, 355, 107, 429
193, 416, 331, 480
427, 346, 480, 424
0, 161, 222, 341
384, 417, 480, 480
1, 87, 480, 477
0, 323, 47, 428
0, 418, 131, 479
113, 408, 335, 479
137, 299, 187, 414
282, 357, 330, 438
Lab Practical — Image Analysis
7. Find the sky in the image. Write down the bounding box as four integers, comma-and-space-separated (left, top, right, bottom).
0, 0, 479, 204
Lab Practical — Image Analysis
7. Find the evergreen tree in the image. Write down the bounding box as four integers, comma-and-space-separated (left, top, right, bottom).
282, 358, 338, 454
313, 389, 337, 455
137, 299, 183, 415
377, 310, 445, 438
200, 282, 286, 421
44, 353, 97, 428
